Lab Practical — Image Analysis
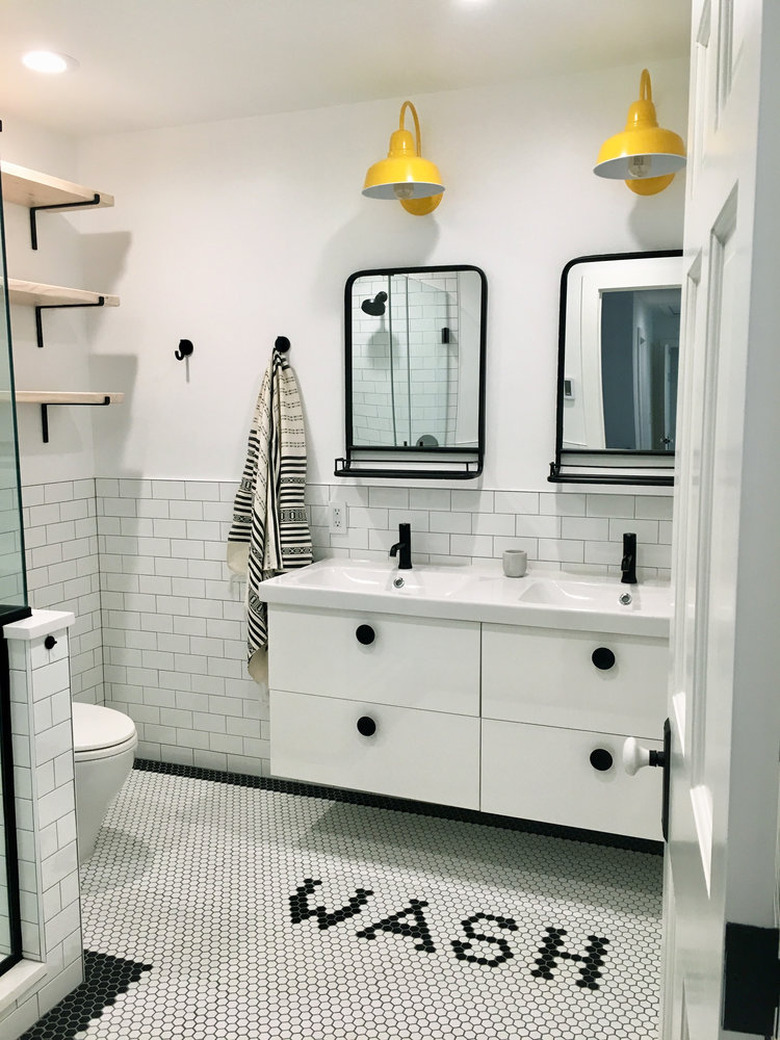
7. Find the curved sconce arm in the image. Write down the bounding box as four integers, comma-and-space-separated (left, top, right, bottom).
362, 99, 445, 216
399, 100, 423, 156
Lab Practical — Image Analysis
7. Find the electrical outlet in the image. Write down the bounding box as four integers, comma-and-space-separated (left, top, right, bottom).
329, 501, 347, 533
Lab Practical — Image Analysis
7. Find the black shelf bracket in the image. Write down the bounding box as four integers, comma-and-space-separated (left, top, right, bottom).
29, 194, 102, 250
40, 396, 111, 444
35, 297, 105, 349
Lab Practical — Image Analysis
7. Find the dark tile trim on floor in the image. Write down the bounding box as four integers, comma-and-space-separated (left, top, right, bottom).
133, 759, 663, 856
19, 950, 152, 1040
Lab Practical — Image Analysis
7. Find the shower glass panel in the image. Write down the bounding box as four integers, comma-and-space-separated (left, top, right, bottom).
0, 162, 30, 976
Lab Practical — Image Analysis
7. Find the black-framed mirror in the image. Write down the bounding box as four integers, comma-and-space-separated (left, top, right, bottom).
335, 265, 487, 479
549, 250, 683, 486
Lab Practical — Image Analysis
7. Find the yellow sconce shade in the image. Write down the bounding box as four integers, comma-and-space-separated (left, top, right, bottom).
594, 69, 686, 196
362, 100, 444, 216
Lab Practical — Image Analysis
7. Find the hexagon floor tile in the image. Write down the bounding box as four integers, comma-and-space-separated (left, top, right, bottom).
30, 767, 663, 1038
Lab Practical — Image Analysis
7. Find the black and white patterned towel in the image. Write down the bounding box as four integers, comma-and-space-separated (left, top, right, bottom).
227, 347, 312, 673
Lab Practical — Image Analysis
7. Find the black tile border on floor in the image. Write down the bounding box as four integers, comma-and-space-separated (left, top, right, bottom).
19, 950, 152, 1040
134, 759, 663, 856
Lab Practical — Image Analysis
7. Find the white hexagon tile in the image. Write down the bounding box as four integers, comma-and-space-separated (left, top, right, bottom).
23, 764, 663, 1039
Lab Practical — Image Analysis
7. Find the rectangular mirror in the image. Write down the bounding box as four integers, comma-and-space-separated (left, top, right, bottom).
549, 250, 683, 486
336, 265, 487, 479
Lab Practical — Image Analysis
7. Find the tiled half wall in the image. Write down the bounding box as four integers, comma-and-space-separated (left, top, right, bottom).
21, 479, 673, 776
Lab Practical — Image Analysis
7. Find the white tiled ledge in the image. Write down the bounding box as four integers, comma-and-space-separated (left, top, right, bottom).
3, 610, 75, 641
0, 960, 47, 1014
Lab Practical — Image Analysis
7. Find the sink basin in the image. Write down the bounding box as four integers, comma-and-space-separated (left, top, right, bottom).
519, 578, 628, 608
517, 577, 670, 613
265, 560, 471, 598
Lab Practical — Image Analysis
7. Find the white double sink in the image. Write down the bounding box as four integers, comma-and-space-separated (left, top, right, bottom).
260, 559, 672, 636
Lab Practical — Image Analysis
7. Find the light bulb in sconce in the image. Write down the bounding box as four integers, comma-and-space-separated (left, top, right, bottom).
362, 100, 445, 214
594, 70, 686, 195
628, 155, 652, 179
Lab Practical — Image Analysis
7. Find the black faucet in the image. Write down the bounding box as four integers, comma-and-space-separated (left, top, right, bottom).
621, 532, 637, 584
389, 522, 412, 570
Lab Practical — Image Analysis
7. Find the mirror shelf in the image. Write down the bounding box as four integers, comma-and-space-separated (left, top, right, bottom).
336, 265, 487, 481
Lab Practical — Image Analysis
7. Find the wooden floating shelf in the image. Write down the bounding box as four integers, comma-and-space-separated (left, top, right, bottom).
0, 161, 114, 212
9, 391, 124, 443
6, 279, 120, 309
14, 391, 124, 405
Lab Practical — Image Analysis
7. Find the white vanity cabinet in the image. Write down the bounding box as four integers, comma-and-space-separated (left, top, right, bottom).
268, 605, 482, 809
481, 623, 667, 839
262, 561, 673, 843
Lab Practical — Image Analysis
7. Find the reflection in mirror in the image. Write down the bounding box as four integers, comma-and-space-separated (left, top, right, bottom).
337, 266, 486, 479
600, 287, 681, 451
550, 251, 683, 486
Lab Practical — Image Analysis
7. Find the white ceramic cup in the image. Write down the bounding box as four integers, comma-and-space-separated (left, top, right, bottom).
502, 549, 527, 578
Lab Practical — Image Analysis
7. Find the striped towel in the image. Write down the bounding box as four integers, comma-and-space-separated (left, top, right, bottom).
227, 347, 312, 674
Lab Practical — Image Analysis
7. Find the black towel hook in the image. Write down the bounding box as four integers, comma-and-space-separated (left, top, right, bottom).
275, 336, 291, 353
175, 339, 194, 361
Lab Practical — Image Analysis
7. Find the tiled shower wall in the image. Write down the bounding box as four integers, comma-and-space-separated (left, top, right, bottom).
1, 617, 83, 1038
351, 272, 461, 448
21, 478, 672, 775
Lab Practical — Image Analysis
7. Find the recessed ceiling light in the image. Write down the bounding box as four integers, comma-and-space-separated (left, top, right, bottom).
21, 50, 79, 74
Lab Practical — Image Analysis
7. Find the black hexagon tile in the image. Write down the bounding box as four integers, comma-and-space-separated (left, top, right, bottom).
35, 763, 663, 1038
19, 950, 151, 1040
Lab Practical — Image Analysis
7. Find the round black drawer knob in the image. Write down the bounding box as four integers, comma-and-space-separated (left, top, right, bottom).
589, 748, 614, 772
591, 647, 616, 670
44, 635, 57, 650
356, 624, 376, 645
356, 716, 377, 737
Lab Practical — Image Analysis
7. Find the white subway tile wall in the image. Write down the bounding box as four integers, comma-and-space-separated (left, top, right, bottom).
0, 484, 26, 606
22, 482, 102, 706
1, 622, 83, 1037
19, 478, 672, 779
310, 483, 672, 579
95, 478, 266, 775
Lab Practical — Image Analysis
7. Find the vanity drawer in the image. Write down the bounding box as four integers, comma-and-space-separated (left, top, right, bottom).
268, 606, 480, 715
482, 623, 667, 737
270, 689, 480, 809
481, 719, 663, 840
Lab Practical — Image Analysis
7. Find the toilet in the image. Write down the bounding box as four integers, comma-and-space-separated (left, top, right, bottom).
72, 702, 138, 864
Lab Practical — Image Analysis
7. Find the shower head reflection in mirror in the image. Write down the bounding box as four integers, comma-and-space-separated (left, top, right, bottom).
361, 291, 387, 316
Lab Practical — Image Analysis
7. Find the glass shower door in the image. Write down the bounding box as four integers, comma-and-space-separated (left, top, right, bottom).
0, 160, 31, 975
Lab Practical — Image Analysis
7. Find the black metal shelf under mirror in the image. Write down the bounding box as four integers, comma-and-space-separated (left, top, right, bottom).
335, 265, 487, 479
549, 249, 683, 487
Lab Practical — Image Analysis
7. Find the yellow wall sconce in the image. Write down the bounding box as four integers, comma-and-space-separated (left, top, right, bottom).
594, 69, 686, 195
362, 100, 444, 216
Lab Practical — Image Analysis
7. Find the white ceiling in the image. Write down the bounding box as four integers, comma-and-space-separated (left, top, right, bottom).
0, 0, 691, 138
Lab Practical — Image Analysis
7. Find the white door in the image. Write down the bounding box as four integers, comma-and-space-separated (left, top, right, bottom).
662, 0, 780, 1037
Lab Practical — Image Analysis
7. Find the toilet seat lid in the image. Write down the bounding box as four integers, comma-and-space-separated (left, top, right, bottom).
72, 702, 137, 752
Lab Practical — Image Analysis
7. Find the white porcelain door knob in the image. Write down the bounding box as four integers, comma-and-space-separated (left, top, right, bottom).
624, 722, 671, 841
623, 737, 652, 775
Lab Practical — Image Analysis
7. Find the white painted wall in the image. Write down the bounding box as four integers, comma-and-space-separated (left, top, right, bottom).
0, 121, 98, 485
61, 59, 687, 490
